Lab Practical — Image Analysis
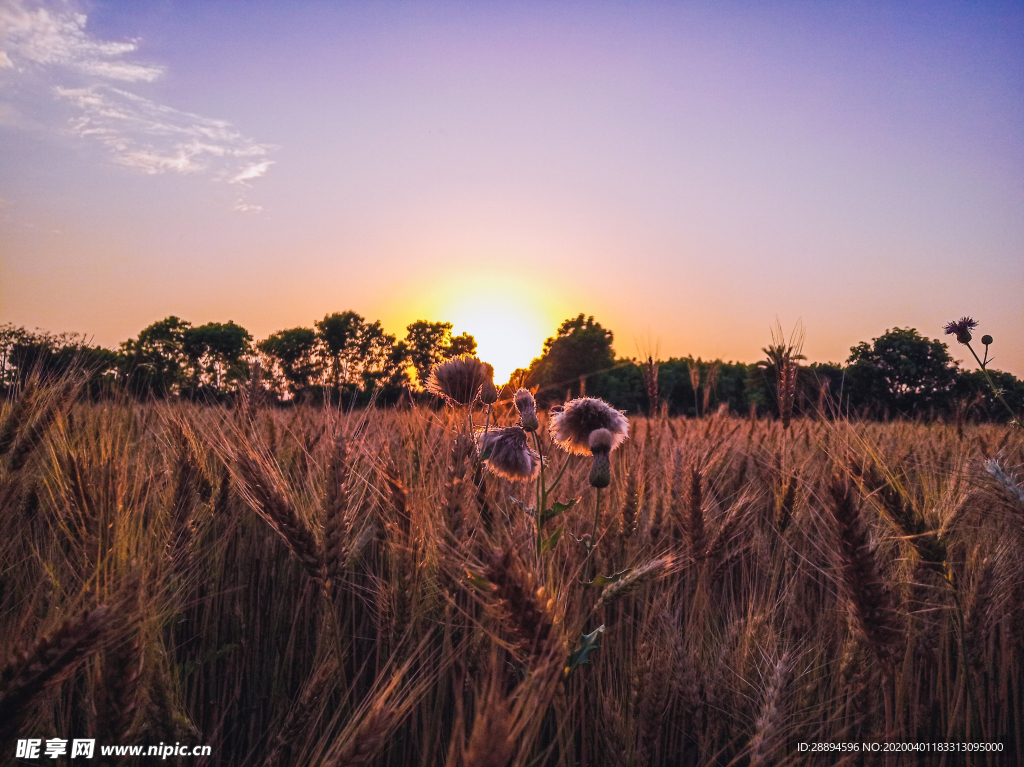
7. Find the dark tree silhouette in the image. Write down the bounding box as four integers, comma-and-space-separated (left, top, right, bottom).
520, 314, 615, 401
405, 320, 452, 386
448, 332, 477, 357
315, 311, 365, 393
258, 327, 319, 397
119, 316, 192, 397
182, 321, 252, 395
403, 321, 477, 387
845, 327, 957, 417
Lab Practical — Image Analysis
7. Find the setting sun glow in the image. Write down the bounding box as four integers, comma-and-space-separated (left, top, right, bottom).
441, 282, 555, 386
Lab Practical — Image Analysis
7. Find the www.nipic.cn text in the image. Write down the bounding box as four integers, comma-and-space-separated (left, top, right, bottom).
16, 739, 212, 760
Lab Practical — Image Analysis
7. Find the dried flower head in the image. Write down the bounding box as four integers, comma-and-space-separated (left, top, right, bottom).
514, 388, 540, 432
426, 355, 493, 406
943, 317, 978, 345
478, 426, 540, 481
588, 428, 614, 455
549, 397, 628, 455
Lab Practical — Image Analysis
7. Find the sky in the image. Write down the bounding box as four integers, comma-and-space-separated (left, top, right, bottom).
1, 0, 1022, 382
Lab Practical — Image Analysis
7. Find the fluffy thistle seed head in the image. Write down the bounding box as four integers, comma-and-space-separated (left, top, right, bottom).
478, 426, 540, 481
943, 317, 978, 345
426, 355, 494, 406
514, 388, 540, 432
549, 397, 628, 455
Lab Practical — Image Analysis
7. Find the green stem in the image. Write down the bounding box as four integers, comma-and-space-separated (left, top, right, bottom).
544, 455, 570, 497
533, 430, 546, 557
585, 487, 602, 583
965, 342, 1021, 427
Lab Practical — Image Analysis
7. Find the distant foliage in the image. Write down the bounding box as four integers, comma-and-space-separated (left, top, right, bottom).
514, 314, 616, 402
2, 317, 1021, 421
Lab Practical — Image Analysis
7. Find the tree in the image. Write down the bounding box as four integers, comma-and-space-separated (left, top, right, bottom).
258, 327, 319, 398
402, 321, 477, 388
448, 332, 477, 358
181, 321, 252, 395
0, 324, 29, 390
953, 368, 1024, 423
119, 316, 192, 397
2, 327, 114, 394
316, 311, 365, 393
522, 315, 615, 401
405, 320, 453, 386
845, 327, 956, 417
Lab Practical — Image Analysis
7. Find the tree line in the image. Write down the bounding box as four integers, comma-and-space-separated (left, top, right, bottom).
0, 313, 474, 406
1, 313, 1021, 422
511, 315, 1024, 423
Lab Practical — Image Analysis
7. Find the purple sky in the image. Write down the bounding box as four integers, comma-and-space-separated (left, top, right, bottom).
2, 0, 1022, 380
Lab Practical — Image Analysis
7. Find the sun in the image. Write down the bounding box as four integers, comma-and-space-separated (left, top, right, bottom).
443, 288, 552, 385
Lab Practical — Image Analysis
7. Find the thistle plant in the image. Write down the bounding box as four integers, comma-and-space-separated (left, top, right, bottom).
549, 396, 629, 580
425, 354, 494, 408
425, 355, 498, 440
944, 317, 1021, 427
477, 427, 540, 482
512, 389, 554, 555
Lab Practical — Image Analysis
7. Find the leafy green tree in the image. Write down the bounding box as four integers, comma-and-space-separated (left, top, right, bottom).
402, 321, 478, 388
182, 321, 252, 395
953, 368, 1024, 423
845, 327, 956, 417
314, 312, 403, 401
405, 320, 453, 386
258, 327, 319, 397
448, 332, 477, 358
0, 325, 114, 396
372, 339, 412, 392
316, 311, 366, 393
119, 316, 192, 397
354, 320, 402, 389
0, 324, 29, 390
522, 315, 615, 401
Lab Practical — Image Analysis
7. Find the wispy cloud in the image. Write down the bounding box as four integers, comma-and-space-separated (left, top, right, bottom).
0, 0, 273, 206
54, 85, 273, 181
0, 0, 163, 81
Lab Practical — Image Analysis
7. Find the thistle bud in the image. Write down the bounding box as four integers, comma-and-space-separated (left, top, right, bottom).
589, 451, 611, 488
587, 428, 614, 488
480, 378, 498, 405
514, 388, 539, 432
982, 334, 993, 346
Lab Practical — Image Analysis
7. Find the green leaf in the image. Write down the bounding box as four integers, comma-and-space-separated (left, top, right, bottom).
509, 496, 536, 517
565, 625, 605, 675
540, 497, 579, 526
182, 643, 238, 679
540, 528, 563, 553
587, 569, 631, 590
466, 571, 493, 591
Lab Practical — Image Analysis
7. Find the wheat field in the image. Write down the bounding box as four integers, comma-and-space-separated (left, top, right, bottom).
1, 376, 1023, 766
